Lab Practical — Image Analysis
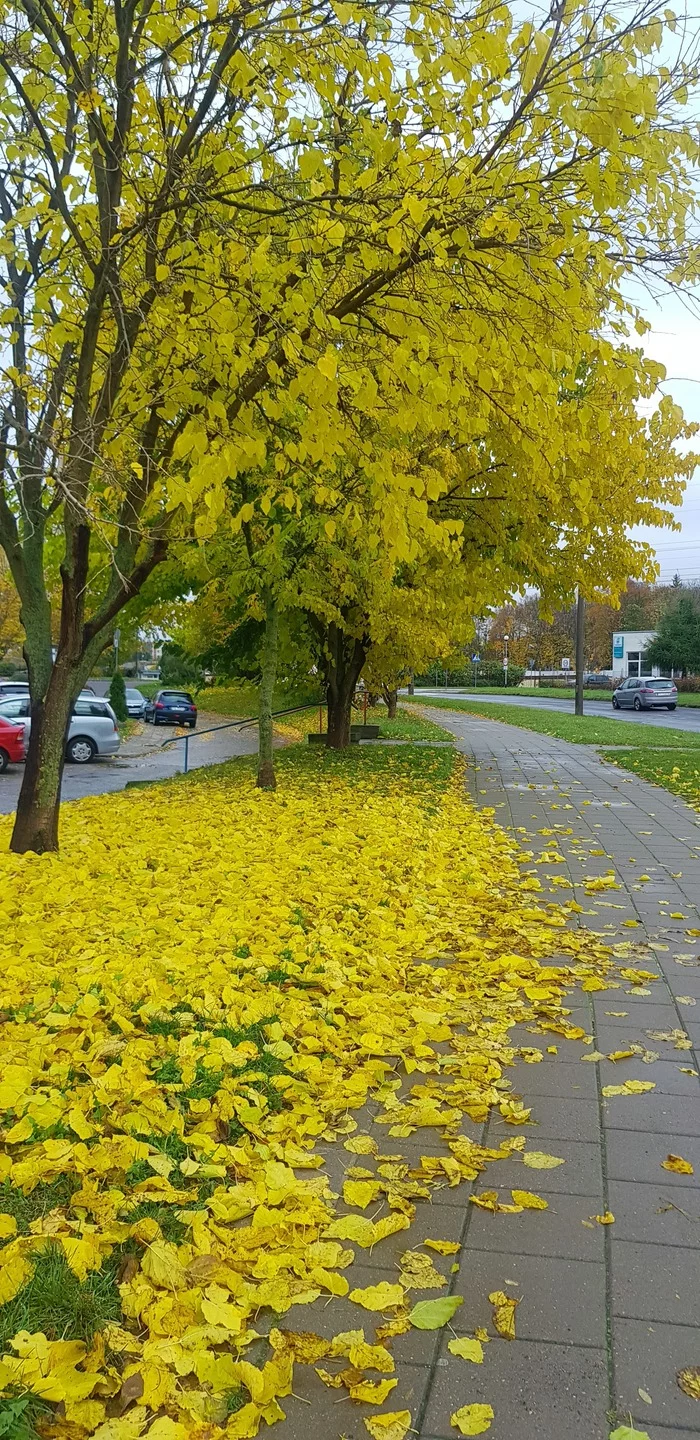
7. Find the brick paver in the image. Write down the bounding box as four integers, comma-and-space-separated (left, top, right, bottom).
270, 711, 700, 1440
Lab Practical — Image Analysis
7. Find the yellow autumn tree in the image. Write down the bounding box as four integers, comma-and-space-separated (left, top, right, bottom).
1, 0, 698, 847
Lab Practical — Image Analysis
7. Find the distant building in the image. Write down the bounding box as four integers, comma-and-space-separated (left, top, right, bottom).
611, 630, 662, 679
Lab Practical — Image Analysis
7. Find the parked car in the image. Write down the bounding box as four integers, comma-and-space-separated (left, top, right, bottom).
144, 690, 197, 727
125, 687, 147, 718
0, 716, 26, 772
0, 694, 120, 762
612, 678, 677, 711
0, 681, 29, 699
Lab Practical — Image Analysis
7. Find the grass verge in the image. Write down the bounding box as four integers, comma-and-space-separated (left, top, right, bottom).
413, 696, 700, 748
600, 747, 700, 809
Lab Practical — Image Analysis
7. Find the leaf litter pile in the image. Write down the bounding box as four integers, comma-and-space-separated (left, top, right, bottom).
0, 748, 632, 1438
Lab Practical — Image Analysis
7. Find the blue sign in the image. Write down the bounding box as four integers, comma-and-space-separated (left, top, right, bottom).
613, 635, 624, 659
471, 653, 480, 662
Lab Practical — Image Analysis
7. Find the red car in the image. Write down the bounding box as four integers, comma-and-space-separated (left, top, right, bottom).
0, 716, 26, 772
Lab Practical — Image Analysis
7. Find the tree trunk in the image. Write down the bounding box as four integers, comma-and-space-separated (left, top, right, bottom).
257, 590, 279, 790
407, 674, 415, 695
383, 686, 398, 719
324, 624, 368, 750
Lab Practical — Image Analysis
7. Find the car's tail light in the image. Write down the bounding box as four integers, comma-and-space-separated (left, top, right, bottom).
155, 701, 164, 708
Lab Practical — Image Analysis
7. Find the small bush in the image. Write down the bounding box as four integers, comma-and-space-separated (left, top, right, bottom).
109, 671, 128, 721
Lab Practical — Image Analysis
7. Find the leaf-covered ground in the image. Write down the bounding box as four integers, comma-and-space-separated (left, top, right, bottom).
0, 747, 617, 1440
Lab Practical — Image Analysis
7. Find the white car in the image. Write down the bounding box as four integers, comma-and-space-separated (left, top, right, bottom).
0, 693, 120, 763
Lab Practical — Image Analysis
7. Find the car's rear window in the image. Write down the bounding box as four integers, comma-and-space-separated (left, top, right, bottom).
162, 692, 193, 703
649, 680, 674, 687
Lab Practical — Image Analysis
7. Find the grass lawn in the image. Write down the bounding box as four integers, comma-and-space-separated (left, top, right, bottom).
601, 747, 700, 809
412, 696, 700, 749
0, 742, 614, 1438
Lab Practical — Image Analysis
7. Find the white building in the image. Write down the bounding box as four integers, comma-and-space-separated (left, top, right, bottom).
611, 630, 662, 680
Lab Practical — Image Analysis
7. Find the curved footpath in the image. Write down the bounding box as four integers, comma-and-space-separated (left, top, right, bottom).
409, 706, 700, 1440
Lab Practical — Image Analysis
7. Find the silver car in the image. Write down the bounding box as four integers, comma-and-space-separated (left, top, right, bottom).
612, 677, 678, 711
125, 687, 147, 717
0, 693, 120, 763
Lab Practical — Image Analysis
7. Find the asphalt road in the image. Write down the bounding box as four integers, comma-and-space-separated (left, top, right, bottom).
0, 710, 259, 815
413, 687, 700, 732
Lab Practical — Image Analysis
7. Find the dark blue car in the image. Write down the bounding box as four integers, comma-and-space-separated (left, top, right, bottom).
144, 689, 198, 728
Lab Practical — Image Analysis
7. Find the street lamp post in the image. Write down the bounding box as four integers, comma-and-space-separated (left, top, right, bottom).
503, 634, 509, 687
575, 590, 585, 717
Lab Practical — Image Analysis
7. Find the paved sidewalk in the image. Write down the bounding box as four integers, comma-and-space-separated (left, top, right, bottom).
270, 711, 700, 1440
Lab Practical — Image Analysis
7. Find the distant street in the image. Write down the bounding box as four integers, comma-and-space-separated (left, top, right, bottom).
413, 687, 700, 732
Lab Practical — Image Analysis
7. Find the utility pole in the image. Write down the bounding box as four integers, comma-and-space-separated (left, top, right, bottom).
503, 633, 509, 687
575, 590, 585, 716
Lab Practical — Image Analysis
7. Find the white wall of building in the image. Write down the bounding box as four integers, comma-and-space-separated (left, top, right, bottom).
611, 630, 662, 679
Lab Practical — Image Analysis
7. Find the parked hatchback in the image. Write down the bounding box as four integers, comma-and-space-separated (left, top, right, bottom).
612, 678, 677, 711
0, 694, 120, 762
0, 716, 26, 772
125, 687, 147, 717
144, 690, 197, 727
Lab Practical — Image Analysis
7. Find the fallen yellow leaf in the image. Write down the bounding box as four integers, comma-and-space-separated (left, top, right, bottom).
450, 1402, 495, 1434
662, 1154, 694, 1175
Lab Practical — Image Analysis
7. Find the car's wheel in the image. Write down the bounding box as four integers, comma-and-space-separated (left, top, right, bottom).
188, 720, 196, 729
0, 748, 9, 774
668, 704, 677, 711
67, 735, 96, 764
633, 697, 642, 711
612, 695, 619, 708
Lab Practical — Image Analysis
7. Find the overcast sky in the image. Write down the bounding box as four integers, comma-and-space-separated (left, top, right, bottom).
629, 285, 700, 583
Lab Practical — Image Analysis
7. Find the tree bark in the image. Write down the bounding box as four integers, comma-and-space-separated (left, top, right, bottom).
257, 590, 279, 790
324, 624, 368, 749
383, 686, 398, 719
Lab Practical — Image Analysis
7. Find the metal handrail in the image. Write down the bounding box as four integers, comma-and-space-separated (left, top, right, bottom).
158, 701, 321, 773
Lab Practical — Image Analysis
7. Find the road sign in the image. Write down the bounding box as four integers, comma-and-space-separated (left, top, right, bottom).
113, 628, 121, 649
471, 653, 480, 662
561, 657, 571, 670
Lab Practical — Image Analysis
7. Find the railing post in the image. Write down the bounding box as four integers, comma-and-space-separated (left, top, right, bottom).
184, 734, 189, 773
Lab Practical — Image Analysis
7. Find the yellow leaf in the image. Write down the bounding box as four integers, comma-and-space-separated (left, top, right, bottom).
0, 1249, 32, 1303
344, 1137, 378, 1155
363, 1412, 412, 1440
510, 1190, 548, 1210
602, 1081, 655, 1097
140, 1239, 187, 1289
317, 351, 337, 380
594, 1211, 615, 1225
348, 1342, 394, 1373
447, 1337, 484, 1364
0, 1214, 17, 1238
522, 1151, 565, 1170
349, 1377, 399, 1403
661, 1153, 694, 1174
424, 1239, 461, 1255
450, 1403, 494, 1434
343, 1179, 381, 1208
678, 1367, 700, 1399
350, 1282, 405, 1311
489, 1289, 518, 1340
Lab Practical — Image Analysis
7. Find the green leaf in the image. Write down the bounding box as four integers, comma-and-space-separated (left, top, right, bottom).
408, 1295, 463, 1329
609, 1427, 651, 1440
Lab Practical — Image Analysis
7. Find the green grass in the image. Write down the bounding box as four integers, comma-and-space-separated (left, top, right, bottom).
601, 747, 700, 807
0, 1245, 122, 1352
198, 682, 318, 718
412, 696, 700, 748
0, 1393, 49, 1440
